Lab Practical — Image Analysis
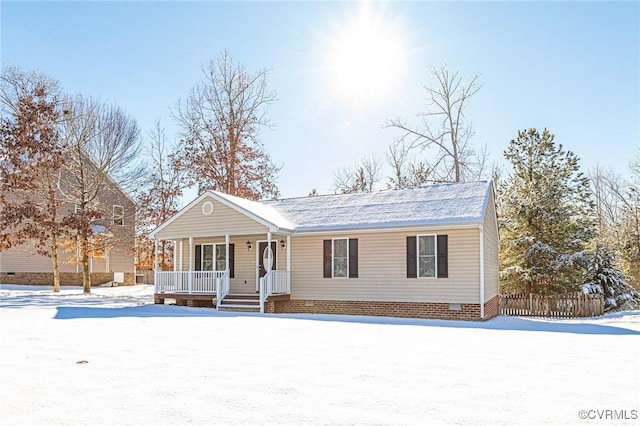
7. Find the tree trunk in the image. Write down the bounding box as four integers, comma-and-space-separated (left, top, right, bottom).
81, 233, 91, 293
51, 235, 61, 292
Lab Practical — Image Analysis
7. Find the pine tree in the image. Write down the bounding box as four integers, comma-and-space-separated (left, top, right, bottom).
581, 244, 639, 311
498, 128, 596, 295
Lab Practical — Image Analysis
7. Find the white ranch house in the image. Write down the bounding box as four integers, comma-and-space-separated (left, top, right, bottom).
149, 181, 499, 320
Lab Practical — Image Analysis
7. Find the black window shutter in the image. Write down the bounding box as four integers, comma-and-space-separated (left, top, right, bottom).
348, 238, 358, 278
323, 240, 332, 278
229, 243, 235, 278
437, 235, 448, 278
406, 236, 417, 278
195, 245, 202, 271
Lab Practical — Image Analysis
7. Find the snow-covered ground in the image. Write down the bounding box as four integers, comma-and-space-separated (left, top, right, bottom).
1, 285, 638, 426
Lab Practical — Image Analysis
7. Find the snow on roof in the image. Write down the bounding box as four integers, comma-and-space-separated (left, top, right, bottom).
208, 190, 296, 230
264, 181, 492, 232
151, 181, 492, 238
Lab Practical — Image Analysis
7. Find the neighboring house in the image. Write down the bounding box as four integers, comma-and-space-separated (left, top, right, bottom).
150, 181, 499, 320
0, 174, 136, 286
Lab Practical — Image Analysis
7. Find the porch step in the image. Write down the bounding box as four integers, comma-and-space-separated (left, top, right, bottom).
218, 304, 261, 310
217, 293, 260, 312
222, 297, 260, 306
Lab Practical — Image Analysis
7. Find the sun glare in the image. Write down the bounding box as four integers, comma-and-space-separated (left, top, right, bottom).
324, 3, 407, 109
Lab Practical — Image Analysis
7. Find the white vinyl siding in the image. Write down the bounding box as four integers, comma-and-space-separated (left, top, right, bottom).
483, 191, 500, 302
155, 197, 268, 239
290, 228, 480, 304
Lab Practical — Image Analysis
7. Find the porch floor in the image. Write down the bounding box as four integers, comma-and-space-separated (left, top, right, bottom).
153, 292, 290, 310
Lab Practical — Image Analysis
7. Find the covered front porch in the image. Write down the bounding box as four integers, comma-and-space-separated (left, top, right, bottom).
152, 232, 291, 313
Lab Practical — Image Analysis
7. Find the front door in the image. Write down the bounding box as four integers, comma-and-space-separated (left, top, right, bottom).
257, 241, 277, 291
258, 241, 277, 277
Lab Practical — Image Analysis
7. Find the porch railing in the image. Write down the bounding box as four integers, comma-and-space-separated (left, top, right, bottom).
155, 271, 189, 293
155, 270, 228, 295
215, 271, 230, 309
259, 270, 291, 313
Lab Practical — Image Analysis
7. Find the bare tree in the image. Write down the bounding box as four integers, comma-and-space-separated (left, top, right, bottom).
333, 156, 382, 194
135, 120, 182, 271
589, 163, 640, 283
385, 65, 485, 183
0, 66, 69, 291
58, 95, 143, 293
385, 140, 431, 189
172, 50, 280, 200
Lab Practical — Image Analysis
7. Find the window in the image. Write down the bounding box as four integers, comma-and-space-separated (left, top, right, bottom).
333, 238, 348, 278
113, 205, 124, 226
215, 244, 226, 271
406, 235, 448, 279
323, 238, 358, 278
418, 235, 436, 277
201, 244, 214, 271
195, 243, 235, 277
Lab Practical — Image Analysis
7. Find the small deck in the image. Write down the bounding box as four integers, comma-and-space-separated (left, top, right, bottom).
154, 292, 291, 312
154, 270, 291, 312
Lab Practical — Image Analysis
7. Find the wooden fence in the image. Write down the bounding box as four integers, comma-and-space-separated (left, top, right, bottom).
499, 292, 604, 318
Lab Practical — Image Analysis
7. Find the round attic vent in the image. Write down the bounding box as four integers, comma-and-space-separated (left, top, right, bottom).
202, 201, 214, 216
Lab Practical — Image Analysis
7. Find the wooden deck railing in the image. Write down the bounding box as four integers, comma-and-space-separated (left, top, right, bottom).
155, 271, 228, 295
259, 270, 291, 313
499, 292, 604, 317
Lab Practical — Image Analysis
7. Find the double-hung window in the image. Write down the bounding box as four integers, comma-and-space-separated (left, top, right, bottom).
195, 243, 235, 277
418, 235, 436, 278
333, 238, 348, 278
215, 244, 226, 271
201, 243, 227, 271
323, 238, 358, 278
406, 235, 448, 279
113, 205, 124, 226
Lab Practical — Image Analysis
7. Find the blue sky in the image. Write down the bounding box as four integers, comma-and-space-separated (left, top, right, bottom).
2, 1, 638, 203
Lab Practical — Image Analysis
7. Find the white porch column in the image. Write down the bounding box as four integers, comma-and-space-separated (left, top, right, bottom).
179, 240, 183, 271
188, 236, 194, 294
172, 241, 177, 271
225, 234, 230, 272
267, 232, 272, 271
153, 238, 159, 292
286, 235, 291, 272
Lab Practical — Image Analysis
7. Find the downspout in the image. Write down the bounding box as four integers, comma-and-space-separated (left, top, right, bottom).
479, 224, 485, 320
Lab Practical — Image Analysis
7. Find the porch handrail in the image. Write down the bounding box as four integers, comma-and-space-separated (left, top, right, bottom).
260, 270, 291, 313
215, 270, 230, 309
267, 270, 290, 295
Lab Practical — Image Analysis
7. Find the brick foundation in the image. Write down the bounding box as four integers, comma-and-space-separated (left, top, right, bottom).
483, 295, 499, 320
151, 292, 500, 321
270, 299, 484, 321
0, 272, 135, 286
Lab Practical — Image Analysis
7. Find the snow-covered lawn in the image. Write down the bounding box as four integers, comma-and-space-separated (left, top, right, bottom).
1, 285, 638, 426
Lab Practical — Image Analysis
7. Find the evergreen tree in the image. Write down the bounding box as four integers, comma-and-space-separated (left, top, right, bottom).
581, 244, 639, 311
498, 128, 596, 294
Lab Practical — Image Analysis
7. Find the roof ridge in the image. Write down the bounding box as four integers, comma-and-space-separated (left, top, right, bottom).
267, 180, 489, 203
